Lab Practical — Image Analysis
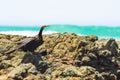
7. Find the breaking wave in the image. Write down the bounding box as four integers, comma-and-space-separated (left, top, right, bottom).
0, 30, 58, 37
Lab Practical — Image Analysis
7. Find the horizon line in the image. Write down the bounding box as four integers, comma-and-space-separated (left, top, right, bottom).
0, 24, 120, 27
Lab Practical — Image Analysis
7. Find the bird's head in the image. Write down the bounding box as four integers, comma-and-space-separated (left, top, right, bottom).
41, 25, 51, 29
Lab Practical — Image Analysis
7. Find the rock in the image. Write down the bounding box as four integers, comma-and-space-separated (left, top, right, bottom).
37, 61, 49, 73
0, 33, 120, 80
24, 74, 45, 80
0, 75, 8, 80
10, 36, 26, 42
117, 70, 120, 79
96, 39, 119, 55
0, 51, 26, 69
100, 72, 118, 80
81, 56, 91, 63
86, 35, 98, 42
99, 50, 112, 57
45, 64, 104, 80
7, 63, 38, 78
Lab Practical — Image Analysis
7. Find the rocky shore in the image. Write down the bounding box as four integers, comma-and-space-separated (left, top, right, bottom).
0, 33, 120, 80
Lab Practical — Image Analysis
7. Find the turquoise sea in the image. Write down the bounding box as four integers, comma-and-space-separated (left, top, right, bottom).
0, 25, 120, 40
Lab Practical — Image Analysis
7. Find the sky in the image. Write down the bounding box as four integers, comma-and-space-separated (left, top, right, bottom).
0, 0, 120, 26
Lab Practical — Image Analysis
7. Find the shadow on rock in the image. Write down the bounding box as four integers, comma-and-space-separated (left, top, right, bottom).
21, 52, 49, 74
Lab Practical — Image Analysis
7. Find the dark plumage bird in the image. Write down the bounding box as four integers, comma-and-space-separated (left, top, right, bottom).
5, 25, 48, 54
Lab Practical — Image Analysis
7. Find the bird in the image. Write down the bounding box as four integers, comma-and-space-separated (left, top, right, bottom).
5, 25, 49, 54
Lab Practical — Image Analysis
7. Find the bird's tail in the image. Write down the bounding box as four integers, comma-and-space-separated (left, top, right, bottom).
4, 49, 17, 54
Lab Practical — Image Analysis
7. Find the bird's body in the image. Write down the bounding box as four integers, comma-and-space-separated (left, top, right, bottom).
19, 37, 43, 52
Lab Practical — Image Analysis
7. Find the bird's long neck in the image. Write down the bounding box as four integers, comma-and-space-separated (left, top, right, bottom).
38, 26, 45, 40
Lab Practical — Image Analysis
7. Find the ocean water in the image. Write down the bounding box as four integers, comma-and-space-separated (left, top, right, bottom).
0, 25, 120, 40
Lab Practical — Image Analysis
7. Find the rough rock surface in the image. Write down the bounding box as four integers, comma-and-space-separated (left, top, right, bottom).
0, 33, 120, 80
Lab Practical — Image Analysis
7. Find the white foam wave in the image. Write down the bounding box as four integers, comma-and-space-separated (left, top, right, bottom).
0, 30, 58, 37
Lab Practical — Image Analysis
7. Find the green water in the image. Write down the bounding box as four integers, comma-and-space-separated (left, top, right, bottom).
0, 25, 120, 39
